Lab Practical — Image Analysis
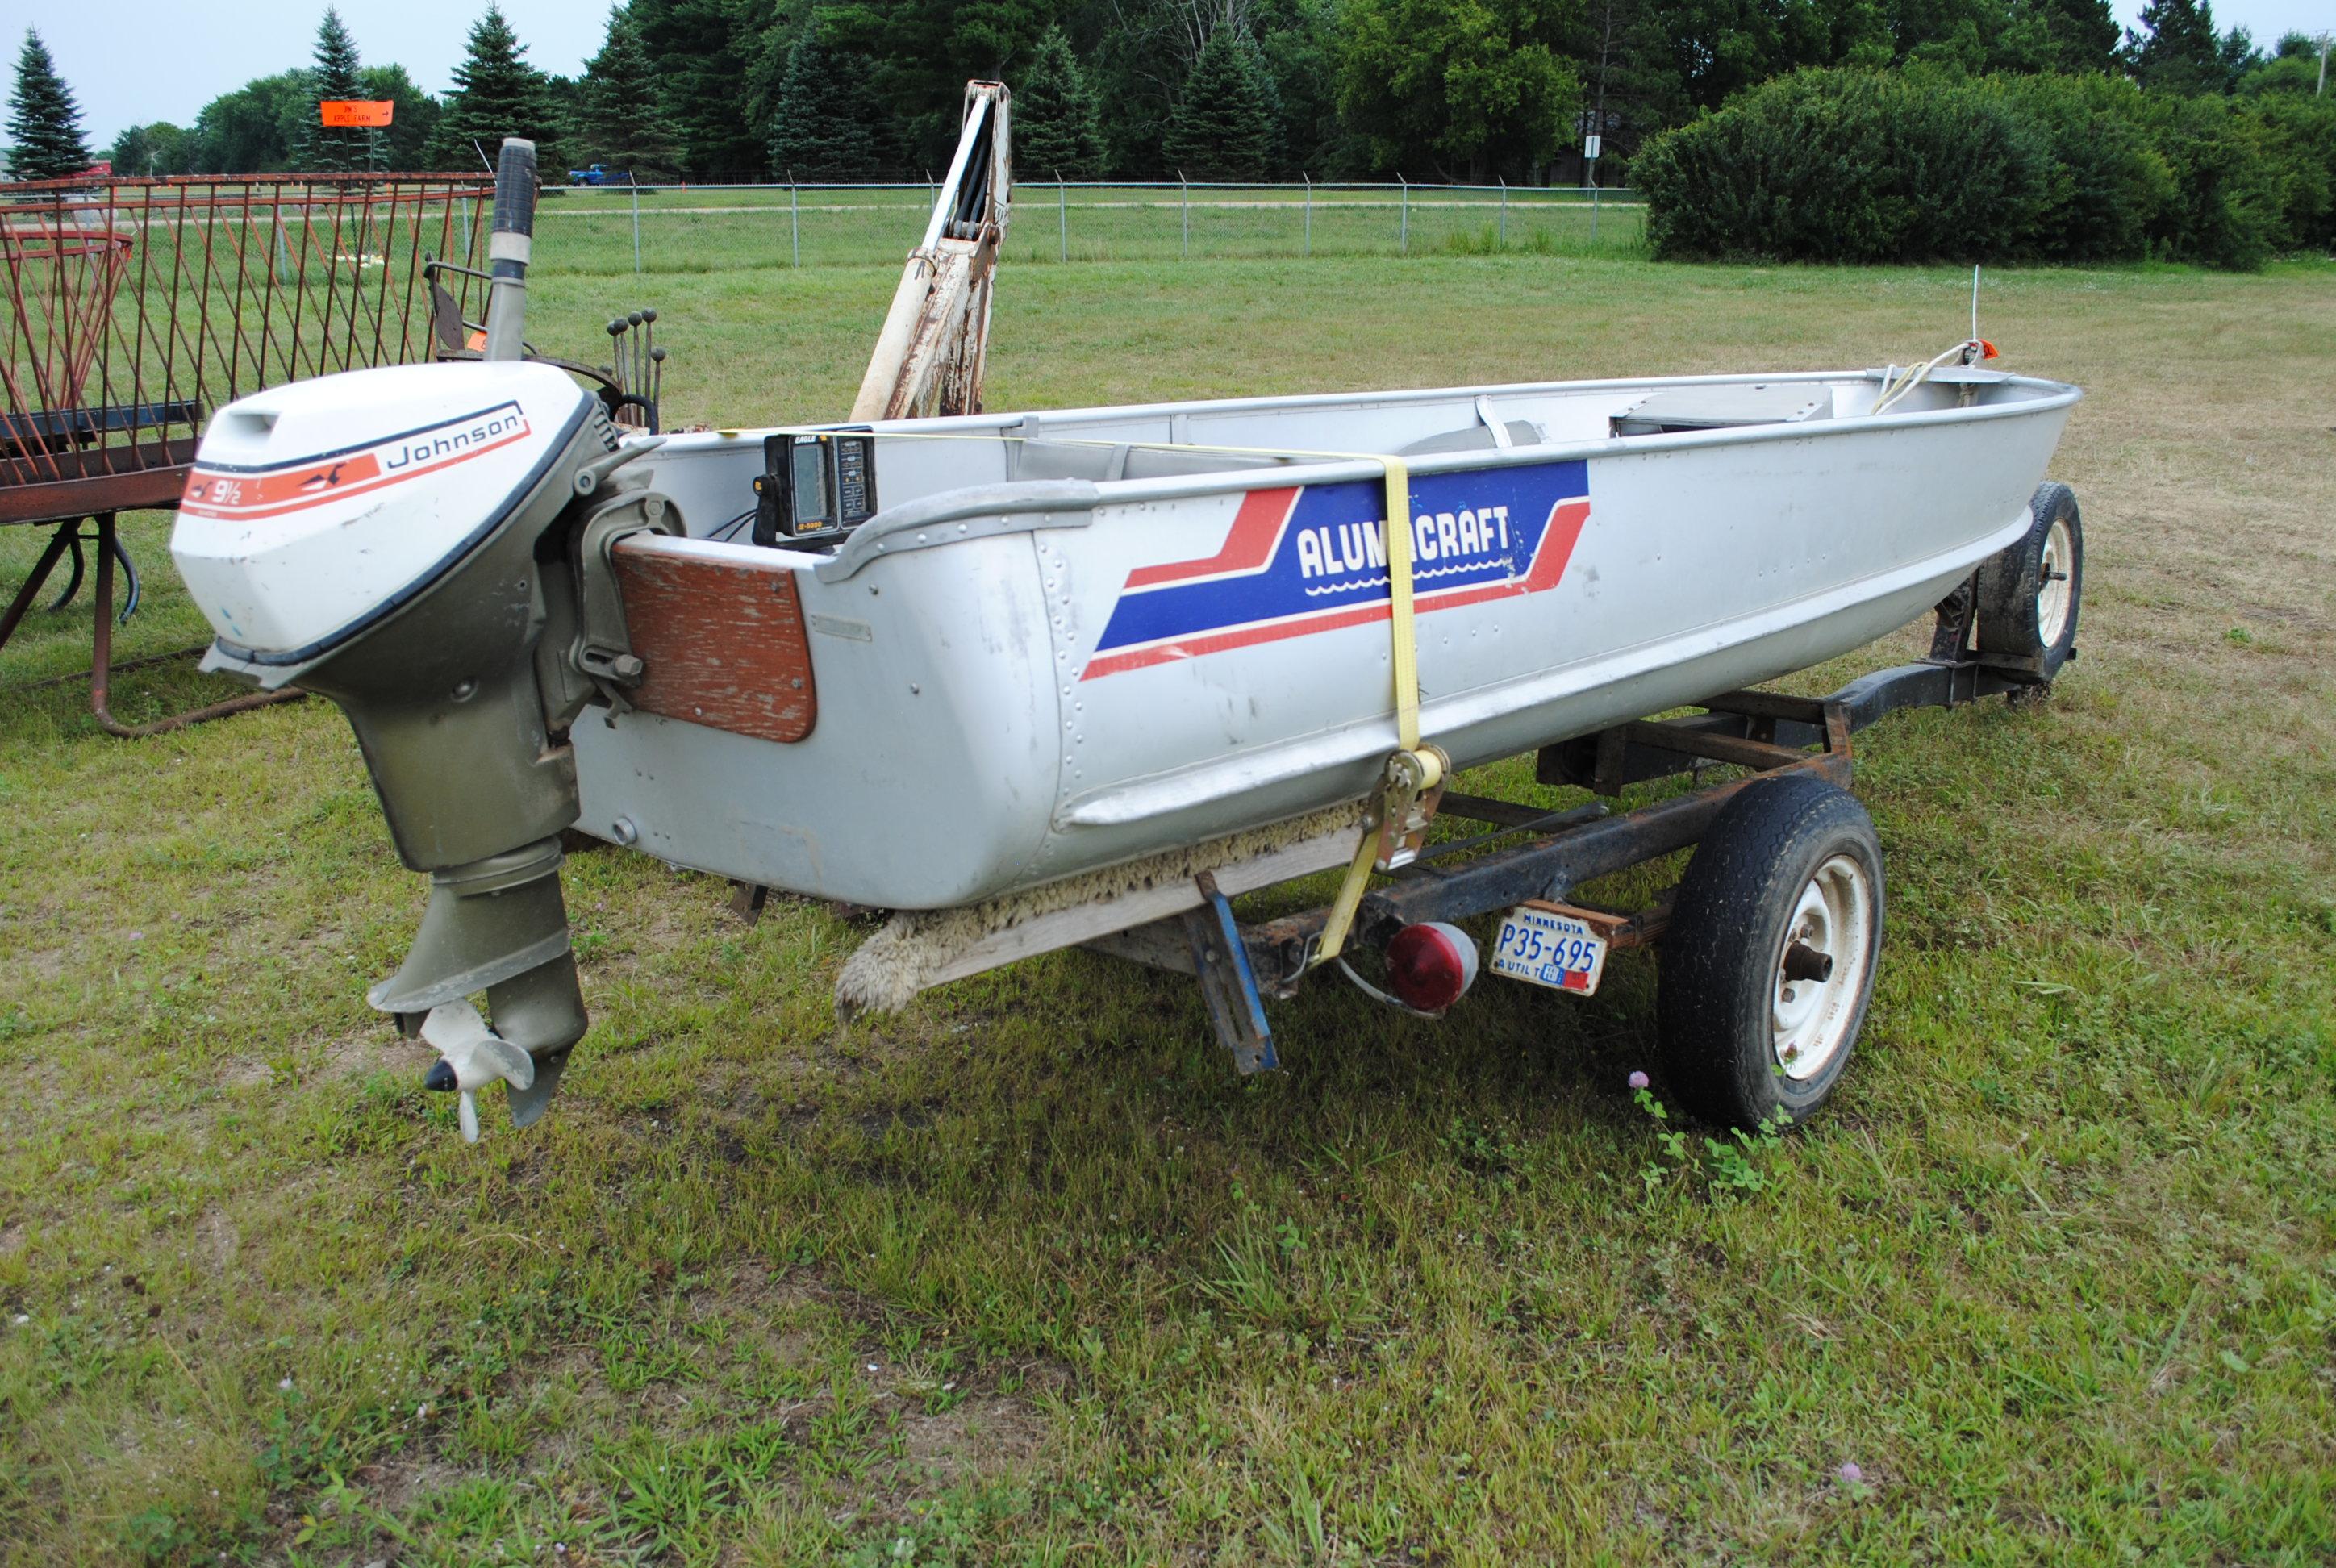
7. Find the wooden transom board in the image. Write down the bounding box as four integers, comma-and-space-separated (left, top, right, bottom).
610, 536, 816, 743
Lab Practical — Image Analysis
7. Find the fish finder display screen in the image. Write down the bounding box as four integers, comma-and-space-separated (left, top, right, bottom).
753, 430, 879, 544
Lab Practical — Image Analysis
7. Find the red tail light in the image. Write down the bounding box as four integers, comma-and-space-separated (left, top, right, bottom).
1383, 922, 1479, 1014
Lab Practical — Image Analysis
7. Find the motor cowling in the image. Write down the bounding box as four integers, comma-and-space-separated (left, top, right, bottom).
171, 359, 630, 1131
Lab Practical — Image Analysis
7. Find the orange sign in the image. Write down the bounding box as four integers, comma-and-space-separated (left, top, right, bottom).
320, 100, 394, 127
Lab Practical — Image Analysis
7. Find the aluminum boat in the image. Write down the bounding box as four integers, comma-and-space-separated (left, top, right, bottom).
545, 365, 2080, 908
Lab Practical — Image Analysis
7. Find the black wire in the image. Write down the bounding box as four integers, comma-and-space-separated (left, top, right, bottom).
710, 507, 757, 542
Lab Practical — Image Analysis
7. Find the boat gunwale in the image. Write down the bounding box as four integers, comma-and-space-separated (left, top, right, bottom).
695, 366, 2078, 448
657, 369, 2081, 580
798, 370, 2081, 580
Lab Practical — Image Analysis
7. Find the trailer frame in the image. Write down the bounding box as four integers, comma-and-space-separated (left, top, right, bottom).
1067, 579, 2049, 1070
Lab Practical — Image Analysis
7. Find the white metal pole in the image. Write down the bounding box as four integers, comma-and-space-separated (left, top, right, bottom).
1059, 174, 1067, 262
1499, 177, 1507, 248
631, 177, 641, 273
1399, 175, 1408, 254
1304, 172, 1312, 257
1180, 173, 1189, 261
1590, 171, 1601, 243
790, 179, 799, 266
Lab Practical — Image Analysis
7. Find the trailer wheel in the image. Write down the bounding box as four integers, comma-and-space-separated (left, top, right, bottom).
1977, 482, 2083, 682
1657, 774, 1883, 1129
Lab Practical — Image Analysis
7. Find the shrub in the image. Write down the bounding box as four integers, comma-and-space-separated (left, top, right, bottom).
2247, 94, 2336, 248
1636, 71, 2051, 265
1984, 74, 2173, 261
1638, 68, 2336, 269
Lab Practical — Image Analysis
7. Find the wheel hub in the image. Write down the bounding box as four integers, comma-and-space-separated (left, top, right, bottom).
2035, 515, 2073, 648
1769, 853, 1875, 1082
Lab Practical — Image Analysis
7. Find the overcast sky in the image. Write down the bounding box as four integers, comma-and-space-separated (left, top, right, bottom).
6, 0, 2330, 148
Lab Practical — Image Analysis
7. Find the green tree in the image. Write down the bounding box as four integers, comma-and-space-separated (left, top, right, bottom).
820, 0, 1059, 172
428, 5, 562, 169
1337, 0, 1583, 181
768, 24, 886, 180
2125, 0, 2227, 94
574, 6, 685, 178
189, 71, 311, 173
107, 123, 153, 174
1014, 23, 1104, 178
1257, 0, 1351, 175
633, 0, 766, 180
6, 28, 92, 181
1988, 0, 2121, 73
358, 64, 443, 169
1162, 27, 1281, 180
304, 8, 369, 169
109, 123, 203, 176
2213, 26, 2263, 88
2035, 0, 2121, 71
2238, 32, 2330, 95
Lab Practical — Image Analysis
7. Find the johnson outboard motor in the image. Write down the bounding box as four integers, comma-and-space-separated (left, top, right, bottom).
171, 140, 670, 1136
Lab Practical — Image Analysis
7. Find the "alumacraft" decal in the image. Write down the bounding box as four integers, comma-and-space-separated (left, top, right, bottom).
180, 402, 532, 522
1081, 459, 1591, 679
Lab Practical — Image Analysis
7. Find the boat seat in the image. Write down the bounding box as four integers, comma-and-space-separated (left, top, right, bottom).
1122, 444, 1291, 479
1011, 438, 1293, 483
1398, 419, 1545, 456
1611, 384, 1833, 436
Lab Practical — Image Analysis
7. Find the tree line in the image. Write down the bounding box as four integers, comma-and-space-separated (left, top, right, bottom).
1637, 66, 2334, 268
6, 0, 2331, 188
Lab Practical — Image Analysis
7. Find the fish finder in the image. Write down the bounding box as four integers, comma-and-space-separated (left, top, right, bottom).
753, 429, 879, 544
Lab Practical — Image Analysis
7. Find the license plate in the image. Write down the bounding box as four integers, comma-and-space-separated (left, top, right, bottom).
1489, 903, 1609, 995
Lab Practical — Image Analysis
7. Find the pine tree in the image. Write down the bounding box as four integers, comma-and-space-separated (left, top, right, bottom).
574, 5, 683, 178
1162, 27, 1279, 181
2125, 0, 2227, 93
1014, 24, 1104, 179
307, 8, 369, 172
428, 5, 561, 169
767, 27, 884, 181
632, 0, 765, 181
6, 29, 92, 181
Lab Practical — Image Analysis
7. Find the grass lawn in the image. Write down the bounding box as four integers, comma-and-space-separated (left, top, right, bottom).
2, 248, 2332, 1565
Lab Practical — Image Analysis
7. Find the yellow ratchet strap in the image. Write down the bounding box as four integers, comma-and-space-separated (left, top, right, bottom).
1313, 457, 1425, 968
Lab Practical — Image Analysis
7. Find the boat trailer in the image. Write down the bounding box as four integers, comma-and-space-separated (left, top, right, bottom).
868, 559, 2077, 1129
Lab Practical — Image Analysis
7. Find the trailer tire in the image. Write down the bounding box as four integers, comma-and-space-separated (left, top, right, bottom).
1976, 482, 2082, 682
1656, 774, 1883, 1130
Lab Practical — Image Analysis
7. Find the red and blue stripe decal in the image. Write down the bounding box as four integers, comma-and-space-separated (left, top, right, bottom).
1081, 458, 1591, 681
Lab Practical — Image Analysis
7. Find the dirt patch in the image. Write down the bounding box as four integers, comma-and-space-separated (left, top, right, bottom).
347, 1455, 479, 1519
893, 1390, 1049, 1483
194, 1207, 238, 1270
222, 1059, 275, 1089
15, 945, 70, 983
319, 1023, 425, 1082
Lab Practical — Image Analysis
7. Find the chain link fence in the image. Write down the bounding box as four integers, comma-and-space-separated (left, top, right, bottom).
532, 181, 1645, 276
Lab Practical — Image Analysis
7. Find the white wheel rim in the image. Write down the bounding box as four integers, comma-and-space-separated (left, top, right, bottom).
1769, 853, 1875, 1082
2035, 517, 2073, 648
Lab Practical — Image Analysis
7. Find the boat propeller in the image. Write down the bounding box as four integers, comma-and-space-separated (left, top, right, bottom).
419, 999, 539, 1143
